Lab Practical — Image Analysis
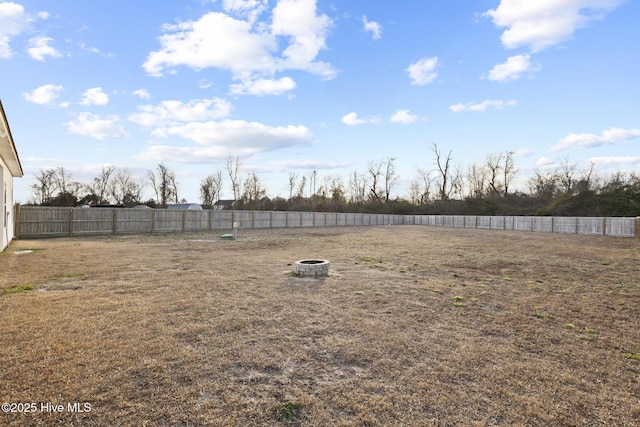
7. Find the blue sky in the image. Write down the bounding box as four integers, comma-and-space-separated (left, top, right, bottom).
2, 0, 639, 204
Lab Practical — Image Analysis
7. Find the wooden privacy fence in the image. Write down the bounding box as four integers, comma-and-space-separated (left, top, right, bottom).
15, 206, 639, 239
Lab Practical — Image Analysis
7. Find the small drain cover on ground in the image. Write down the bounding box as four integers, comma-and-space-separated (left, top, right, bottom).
294, 259, 330, 278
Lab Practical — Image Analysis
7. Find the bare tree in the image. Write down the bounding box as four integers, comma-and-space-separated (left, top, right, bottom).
503, 151, 517, 196
383, 157, 399, 202
147, 163, 178, 207
87, 165, 116, 205
367, 159, 383, 203
308, 170, 318, 198
200, 170, 223, 209
432, 143, 453, 200
558, 156, 578, 194
465, 163, 486, 198
111, 169, 143, 207
485, 153, 503, 197
53, 167, 83, 199
240, 171, 267, 209
31, 168, 57, 204
348, 171, 368, 203
296, 175, 307, 199
328, 176, 346, 208
225, 156, 241, 201
528, 169, 560, 198
287, 172, 297, 202
416, 168, 433, 204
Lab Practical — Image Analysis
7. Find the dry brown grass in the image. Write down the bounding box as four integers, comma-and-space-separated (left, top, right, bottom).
1, 226, 639, 426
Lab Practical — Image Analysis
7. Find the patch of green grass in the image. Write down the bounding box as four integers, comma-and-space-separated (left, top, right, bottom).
563, 323, 577, 330
452, 295, 465, 306
4, 284, 34, 294
622, 352, 640, 361
361, 256, 386, 268
533, 312, 553, 319
584, 327, 597, 334
274, 401, 302, 424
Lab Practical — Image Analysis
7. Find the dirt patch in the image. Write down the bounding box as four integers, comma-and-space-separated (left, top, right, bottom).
1, 226, 639, 426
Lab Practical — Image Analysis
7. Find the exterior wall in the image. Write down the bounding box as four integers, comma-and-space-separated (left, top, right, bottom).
1, 159, 16, 251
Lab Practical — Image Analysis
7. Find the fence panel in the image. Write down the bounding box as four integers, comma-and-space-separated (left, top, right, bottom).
300, 212, 314, 227
212, 210, 233, 230
19, 207, 70, 237
71, 208, 114, 235
489, 216, 504, 230
531, 217, 553, 233
184, 210, 209, 232
253, 211, 272, 229
513, 217, 531, 232
607, 217, 635, 237
271, 211, 287, 228
116, 209, 152, 234
154, 210, 183, 233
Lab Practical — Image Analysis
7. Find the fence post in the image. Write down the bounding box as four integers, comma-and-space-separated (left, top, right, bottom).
575, 217, 579, 234
602, 217, 607, 237
112, 209, 117, 235
636, 217, 640, 240
68, 208, 74, 236
151, 209, 155, 234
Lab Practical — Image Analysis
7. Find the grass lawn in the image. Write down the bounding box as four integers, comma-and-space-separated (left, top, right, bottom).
1, 226, 639, 426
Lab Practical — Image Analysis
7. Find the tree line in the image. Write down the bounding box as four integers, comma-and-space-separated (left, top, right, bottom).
28, 145, 640, 217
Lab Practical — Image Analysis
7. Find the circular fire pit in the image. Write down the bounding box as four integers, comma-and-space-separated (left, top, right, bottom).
294, 259, 330, 278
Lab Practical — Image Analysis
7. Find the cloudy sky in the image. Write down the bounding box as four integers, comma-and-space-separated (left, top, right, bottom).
2, 0, 639, 203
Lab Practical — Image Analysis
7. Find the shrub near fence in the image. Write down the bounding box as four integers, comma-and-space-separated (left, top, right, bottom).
14, 206, 639, 239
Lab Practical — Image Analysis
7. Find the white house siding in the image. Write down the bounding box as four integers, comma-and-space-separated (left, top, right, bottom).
1, 159, 14, 251
0, 101, 22, 251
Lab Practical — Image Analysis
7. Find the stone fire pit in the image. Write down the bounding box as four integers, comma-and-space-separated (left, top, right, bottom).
294, 259, 330, 278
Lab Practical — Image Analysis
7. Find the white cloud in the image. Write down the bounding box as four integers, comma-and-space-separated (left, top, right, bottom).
27, 36, 62, 61
390, 110, 418, 124
484, 0, 624, 52
153, 119, 311, 145
363, 15, 381, 40
22, 84, 63, 105
222, 0, 268, 24
80, 87, 109, 106
587, 156, 640, 167
0, 2, 31, 58
266, 158, 353, 171
450, 99, 517, 112
229, 76, 296, 96
512, 147, 533, 158
66, 113, 130, 140
553, 127, 640, 151
143, 0, 335, 94
132, 89, 151, 99
488, 54, 540, 82
406, 57, 439, 86
143, 12, 277, 77
341, 112, 378, 126
138, 119, 313, 162
129, 98, 232, 127
535, 157, 556, 168
271, 0, 334, 77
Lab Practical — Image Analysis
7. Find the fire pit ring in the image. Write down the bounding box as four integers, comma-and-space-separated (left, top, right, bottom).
294, 259, 330, 278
